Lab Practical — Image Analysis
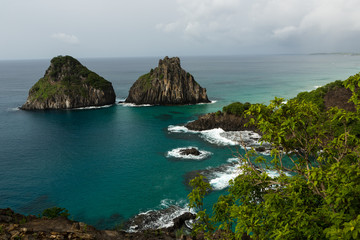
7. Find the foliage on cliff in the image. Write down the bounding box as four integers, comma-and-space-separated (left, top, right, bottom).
188, 73, 360, 239
22, 55, 116, 109
222, 102, 252, 116
29, 56, 113, 102
294, 80, 344, 110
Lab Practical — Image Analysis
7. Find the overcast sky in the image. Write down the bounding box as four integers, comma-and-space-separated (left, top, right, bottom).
1, 0, 360, 59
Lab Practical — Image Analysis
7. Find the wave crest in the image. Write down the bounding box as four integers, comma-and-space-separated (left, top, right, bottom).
166, 147, 212, 160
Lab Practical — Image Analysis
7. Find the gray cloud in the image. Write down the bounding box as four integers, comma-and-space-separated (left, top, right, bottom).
1, 0, 359, 59
157, 0, 360, 53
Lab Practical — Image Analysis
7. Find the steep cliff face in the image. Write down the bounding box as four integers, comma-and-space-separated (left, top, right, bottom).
21, 56, 116, 110
125, 56, 210, 105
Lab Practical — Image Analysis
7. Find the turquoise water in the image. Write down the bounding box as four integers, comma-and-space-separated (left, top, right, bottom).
1, 55, 360, 228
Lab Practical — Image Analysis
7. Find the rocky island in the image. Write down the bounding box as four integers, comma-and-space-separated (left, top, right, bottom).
21, 56, 116, 110
125, 56, 210, 105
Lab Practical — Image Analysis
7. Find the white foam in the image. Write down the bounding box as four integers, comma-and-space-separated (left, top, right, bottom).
168, 125, 191, 133
8, 107, 20, 111
197, 100, 217, 105
227, 157, 240, 163
201, 128, 238, 146
209, 163, 243, 190
72, 104, 114, 110
126, 199, 194, 232
166, 147, 212, 160
219, 130, 264, 147
168, 125, 270, 152
119, 102, 153, 107
207, 158, 291, 191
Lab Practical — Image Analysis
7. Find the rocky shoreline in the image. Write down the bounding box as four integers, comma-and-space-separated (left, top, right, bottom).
0, 208, 196, 240
185, 112, 259, 133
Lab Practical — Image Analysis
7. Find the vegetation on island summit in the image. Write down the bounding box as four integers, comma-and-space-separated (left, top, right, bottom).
188, 73, 360, 239
29, 55, 113, 102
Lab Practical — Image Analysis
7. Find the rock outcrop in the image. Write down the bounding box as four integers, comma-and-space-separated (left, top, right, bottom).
125, 56, 210, 105
180, 148, 201, 156
323, 87, 355, 111
0, 208, 195, 240
21, 56, 116, 110
185, 112, 259, 132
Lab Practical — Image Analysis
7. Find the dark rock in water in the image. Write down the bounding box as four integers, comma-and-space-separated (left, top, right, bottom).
21, 55, 116, 110
185, 112, 259, 132
169, 212, 196, 231
123, 205, 194, 233
125, 56, 210, 105
180, 148, 201, 156
255, 146, 266, 152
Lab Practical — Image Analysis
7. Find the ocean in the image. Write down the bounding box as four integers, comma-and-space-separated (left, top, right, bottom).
1, 55, 360, 229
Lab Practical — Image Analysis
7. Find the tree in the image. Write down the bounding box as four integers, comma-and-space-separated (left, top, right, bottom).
188, 73, 360, 239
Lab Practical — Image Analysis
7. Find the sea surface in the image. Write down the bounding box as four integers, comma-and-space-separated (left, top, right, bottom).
1, 55, 360, 229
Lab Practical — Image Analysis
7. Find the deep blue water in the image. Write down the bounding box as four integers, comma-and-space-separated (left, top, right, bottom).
1, 55, 360, 228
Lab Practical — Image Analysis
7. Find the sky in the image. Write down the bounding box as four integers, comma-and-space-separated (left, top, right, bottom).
1, 0, 360, 60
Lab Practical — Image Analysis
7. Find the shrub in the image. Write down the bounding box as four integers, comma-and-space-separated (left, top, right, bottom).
42, 207, 70, 219
222, 102, 251, 116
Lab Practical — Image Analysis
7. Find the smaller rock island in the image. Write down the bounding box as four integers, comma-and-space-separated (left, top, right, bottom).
21, 56, 116, 110
125, 56, 210, 105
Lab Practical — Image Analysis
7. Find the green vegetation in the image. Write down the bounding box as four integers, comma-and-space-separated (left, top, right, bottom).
138, 73, 153, 92
222, 102, 252, 116
188, 73, 360, 239
29, 76, 64, 101
29, 55, 112, 101
41, 207, 70, 219
19, 218, 27, 224
294, 80, 344, 110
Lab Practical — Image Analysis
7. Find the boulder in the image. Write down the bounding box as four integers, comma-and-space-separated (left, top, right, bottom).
179, 148, 201, 156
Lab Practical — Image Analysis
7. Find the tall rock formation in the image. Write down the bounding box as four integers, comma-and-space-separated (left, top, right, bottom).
125, 56, 210, 105
21, 56, 116, 110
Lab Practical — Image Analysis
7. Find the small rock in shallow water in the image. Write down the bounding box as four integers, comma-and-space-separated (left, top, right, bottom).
179, 148, 201, 156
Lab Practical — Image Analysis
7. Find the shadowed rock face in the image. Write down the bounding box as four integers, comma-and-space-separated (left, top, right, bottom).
180, 148, 201, 156
185, 112, 259, 132
125, 56, 210, 105
21, 56, 116, 110
324, 87, 355, 112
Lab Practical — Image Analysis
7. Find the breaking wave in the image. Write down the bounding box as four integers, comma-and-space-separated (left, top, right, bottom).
168, 125, 271, 153
166, 146, 212, 160
72, 104, 114, 110
124, 199, 194, 233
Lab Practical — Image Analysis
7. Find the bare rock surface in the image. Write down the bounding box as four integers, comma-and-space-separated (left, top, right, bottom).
125, 57, 210, 105
185, 112, 258, 132
0, 208, 197, 240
